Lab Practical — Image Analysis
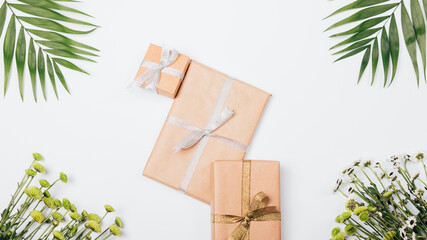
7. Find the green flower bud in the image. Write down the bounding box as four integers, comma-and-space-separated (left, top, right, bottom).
59, 172, 68, 183
52, 212, 63, 221
358, 211, 369, 222
62, 198, 70, 210
104, 205, 115, 213
30, 210, 45, 223
340, 212, 352, 221
85, 236, 92, 240
335, 215, 343, 223
25, 169, 37, 177
52, 230, 64, 240
69, 212, 82, 221
54, 199, 62, 208
85, 220, 102, 233
52, 220, 59, 227
39, 179, 51, 188
43, 197, 56, 209
344, 224, 356, 235
70, 203, 77, 213
24, 186, 43, 200
331, 227, 340, 237
383, 191, 393, 198
345, 199, 358, 212
82, 210, 88, 218
416, 153, 424, 160
383, 231, 396, 240
32, 153, 43, 161
109, 225, 121, 236
353, 206, 368, 215
32, 163, 46, 174
334, 232, 346, 240
367, 205, 377, 212
71, 226, 78, 236
67, 224, 73, 230
115, 217, 123, 228
43, 190, 50, 198
87, 213, 101, 223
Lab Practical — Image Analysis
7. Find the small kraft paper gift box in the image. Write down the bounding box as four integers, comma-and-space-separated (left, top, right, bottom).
211, 160, 281, 240
143, 61, 271, 204
133, 43, 191, 98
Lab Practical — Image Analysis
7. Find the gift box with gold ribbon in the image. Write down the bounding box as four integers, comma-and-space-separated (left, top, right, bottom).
132, 43, 191, 98
143, 61, 270, 204
211, 160, 281, 240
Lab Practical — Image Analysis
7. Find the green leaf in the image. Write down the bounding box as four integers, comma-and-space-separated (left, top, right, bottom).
53, 58, 88, 74
330, 28, 381, 50
3, 16, 16, 96
358, 46, 371, 82
325, 0, 390, 19
53, 62, 69, 93
411, 0, 426, 80
325, 3, 399, 31
28, 39, 37, 102
17, 17, 96, 34
330, 16, 388, 37
335, 46, 369, 62
333, 38, 374, 55
401, 2, 420, 85
37, 47, 46, 100
36, 40, 98, 57
17, 0, 92, 17
371, 38, 379, 85
389, 13, 399, 85
27, 29, 99, 51
0, 2, 8, 39
46, 56, 58, 99
9, 4, 98, 27
44, 49, 95, 62
16, 27, 26, 100
381, 28, 390, 87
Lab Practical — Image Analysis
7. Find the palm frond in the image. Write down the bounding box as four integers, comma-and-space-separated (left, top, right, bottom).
0, 0, 98, 101
326, 0, 427, 87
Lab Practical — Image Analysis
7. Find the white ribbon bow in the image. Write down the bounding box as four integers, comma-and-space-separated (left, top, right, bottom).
173, 107, 235, 152
130, 48, 181, 93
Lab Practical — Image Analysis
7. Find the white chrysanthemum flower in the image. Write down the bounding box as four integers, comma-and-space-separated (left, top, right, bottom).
389, 155, 399, 162
406, 216, 417, 229
374, 162, 381, 168
412, 233, 417, 240
347, 184, 355, 194
399, 227, 407, 239
392, 160, 401, 168
377, 212, 382, 218
389, 171, 398, 181
333, 178, 342, 193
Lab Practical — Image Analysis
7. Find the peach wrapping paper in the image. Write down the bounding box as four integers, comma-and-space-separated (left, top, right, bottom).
143, 61, 271, 204
211, 160, 281, 240
134, 43, 190, 98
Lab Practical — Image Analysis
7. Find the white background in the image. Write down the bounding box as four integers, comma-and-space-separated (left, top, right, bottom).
1, 0, 427, 239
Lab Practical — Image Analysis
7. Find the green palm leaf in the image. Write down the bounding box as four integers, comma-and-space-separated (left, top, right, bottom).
326, 0, 427, 86
0, 0, 98, 101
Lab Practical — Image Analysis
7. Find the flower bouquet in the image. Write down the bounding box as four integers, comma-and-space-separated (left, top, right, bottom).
0, 153, 123, 240
331, 153, 427, 240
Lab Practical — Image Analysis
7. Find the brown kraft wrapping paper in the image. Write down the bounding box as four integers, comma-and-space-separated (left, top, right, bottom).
211, 160, 281, 240
134, 43, 191, 98
143, 61, 271, 204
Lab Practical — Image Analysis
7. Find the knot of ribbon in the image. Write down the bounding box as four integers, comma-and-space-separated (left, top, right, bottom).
173, 107, 235, 152
131, 48, 180, 93
212, 192, 281, 240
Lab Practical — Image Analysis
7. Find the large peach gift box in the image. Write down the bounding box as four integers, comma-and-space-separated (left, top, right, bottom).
143, 61, 271, 204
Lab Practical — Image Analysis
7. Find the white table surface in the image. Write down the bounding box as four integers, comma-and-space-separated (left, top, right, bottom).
1, 0, 427, 239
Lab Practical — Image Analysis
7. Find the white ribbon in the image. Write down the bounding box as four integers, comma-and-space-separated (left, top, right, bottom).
165, 77, 248, 192
130, 47, 183, 93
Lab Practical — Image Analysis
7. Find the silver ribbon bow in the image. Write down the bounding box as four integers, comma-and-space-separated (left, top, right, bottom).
166, 77, 248, 191
130, 47, 183, 93
171, 107, 247, 152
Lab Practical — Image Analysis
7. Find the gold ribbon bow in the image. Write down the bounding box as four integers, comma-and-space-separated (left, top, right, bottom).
211, 161, 281, 240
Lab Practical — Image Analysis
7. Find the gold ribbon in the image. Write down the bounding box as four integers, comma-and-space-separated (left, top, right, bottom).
211, 161, 281, 240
